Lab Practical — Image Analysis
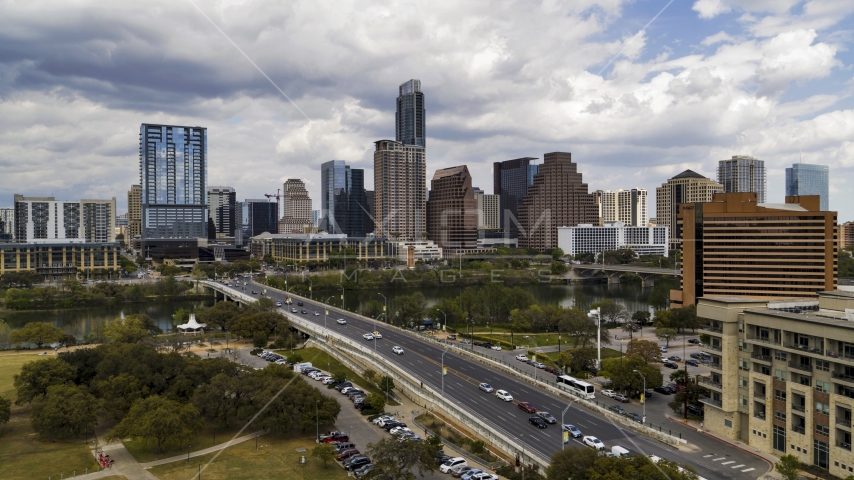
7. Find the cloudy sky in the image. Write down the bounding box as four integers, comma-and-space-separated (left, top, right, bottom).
1, 0, 852, 221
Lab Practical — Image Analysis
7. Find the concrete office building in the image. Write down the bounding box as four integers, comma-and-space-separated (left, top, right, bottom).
127, 185, 142, 242
696, 291, 854, 478
280, 179, 313, 234
671, 193, 837, 308
557, 222, 669, 258
311, 210, 321, 228
13, 195, 116, 244
493, 157, 538, 231
0, 242, 121, 281
718, 155, 767, 203
244, 199, 278, 238
396, 79, 425, 148
207, 186, 236, 238
656, 170, 724, 249
320, 161, 368, 237
517, 152, 598, 251
474, 189, 500, 231
426, 166, 478, 252
594, 189, 648, 227
841, 222, 854, 248
787, 163, 830, 211
364, 191, 375, 234
250, 232, 388, 264
373, 140, 426, 240
139, 124, 208, 239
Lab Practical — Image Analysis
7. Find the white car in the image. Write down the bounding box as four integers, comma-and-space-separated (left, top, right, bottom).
321, 377, 336, 384
337, 318, 347, 325
392, 346, 404, 355
390, 426, 412, 436
515, 354, 528, 361
495, 390, 513, 402
373, 415, 394, 425
491, 345, 502, 351
315, 374, 331, 381
314, 311, 320, 316
373, 332, 383, 339
583, 436, 605, 450
363, 333, 375, 341
601, 389, 616, 398
439, 458, 467, 474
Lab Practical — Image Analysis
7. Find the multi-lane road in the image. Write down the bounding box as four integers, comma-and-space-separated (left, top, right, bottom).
218, 280, 768, 480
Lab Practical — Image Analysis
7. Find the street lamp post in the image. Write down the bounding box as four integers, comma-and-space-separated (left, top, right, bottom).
315, 399, 320, 442
524, 336, 538, 381
307, 278, 312, 299
323, 296, 333, 334
634, 370, 647, 424
339, 285, 345, 311
378, 293, 388, 324
438, 309, 447, 331
441, 347, 450, 398
560, 399, 576, 450
588, 308, 602, 370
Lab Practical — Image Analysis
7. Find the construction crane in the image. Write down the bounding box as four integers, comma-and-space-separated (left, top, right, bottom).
265, 188, 282, 227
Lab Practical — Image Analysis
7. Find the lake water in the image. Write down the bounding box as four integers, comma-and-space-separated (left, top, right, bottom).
3, 282, 651, 336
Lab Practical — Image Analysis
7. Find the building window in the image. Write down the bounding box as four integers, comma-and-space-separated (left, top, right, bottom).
814, 439, 829, 470
816, 381, 830, 394
739, 376, 749, 389
816, 402, 830, 415
799, 376, 812, 387
775, 370, 787, 381
774, 389, 787, 401
724, 419, 732, 428
815, 424, 829, 436
773, 425, 786, 453
775, 351, 787, 361
775, 410, 787, 422
816, 360, 830, 372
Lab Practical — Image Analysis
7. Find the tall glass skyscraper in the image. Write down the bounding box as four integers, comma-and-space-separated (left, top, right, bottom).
139, 124, 208, 239
493, 157, 539, 231
717, 155, 766, 203
320, 160, 368, 236
396, 79, 425, 147
786, 163, 829, 211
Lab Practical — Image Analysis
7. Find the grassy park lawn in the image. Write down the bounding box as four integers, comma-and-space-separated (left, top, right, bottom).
123, 423, 249, 463
281, 346, 399, 405
148, 432, 349, 480
0, 353, 99, 480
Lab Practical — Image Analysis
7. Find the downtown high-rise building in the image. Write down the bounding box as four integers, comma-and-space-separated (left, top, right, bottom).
127, 185, 142, 241
139, 124, 208, 239
396, 79, 425, 148
320, 161, 368, 237
493, 157, 539, 232
786, 163, 829, 211
207, 186, 237, 238
279, 179, 313, 234
593, 188, 648, 227
474, 188, 501, 231
373, 140, 426, 240
1, 206, 15, 241
656, 170, 724, 249
13, 195, 116, 243
717, 155, 766, 203
426, 165, 478, 251
517, 152, 598, 251
244, 199, 277, 238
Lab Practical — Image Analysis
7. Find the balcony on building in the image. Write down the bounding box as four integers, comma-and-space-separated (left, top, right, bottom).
753, 402, 766, 421
792, 414, 806, 434
837, 406, 852, 429
789, 359, 813, 374
751, 346, 772, 363
698, 375, 722, 391
832, 366, 854, 388
700, 395, 722, 409
782, 332, 825, 357
754, 381, 767, 401
700, 321, 723, 334
746, 325, 780, 346
792, 392, 806, 413
753, 363, 771, 376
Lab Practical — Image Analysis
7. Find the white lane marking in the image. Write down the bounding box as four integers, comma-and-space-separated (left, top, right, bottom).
712, 457, 727, 461
731, 464, 744, 469
742, 468, 755, 473
720, 461, 734, 465
703, 454, 714, 458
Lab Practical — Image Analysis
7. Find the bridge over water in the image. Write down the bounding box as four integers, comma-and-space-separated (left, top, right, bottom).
564, 264, 680, 287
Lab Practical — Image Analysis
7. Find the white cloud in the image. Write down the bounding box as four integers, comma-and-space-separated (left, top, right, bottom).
693, 0, 732, 19
701, 31, 737, 46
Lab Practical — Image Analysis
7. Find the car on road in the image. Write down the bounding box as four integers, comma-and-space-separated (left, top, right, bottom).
654, 386, 675, 395
373, 332, 383, 339
609, 405, 626, 415
686, 359, 699, 367
644, 389, 654, 398
537, 411, 557, 424
529, 416, 548, 428
563, 424, 582, 437
297, 301, 304, 306
688, 338, 700, 344
534, 362, 545, 369
460, 339, 471, 344
627, 412, 643, 422
582, 436, 605, 450
439, 458, 468, 474
478, 383, 494, 393
362, 333, 375, 341
301, 309, 307, 314
663, 362, 679, 369
601, 389, 616, 398
515, 354, 528, 361
495, 390, 513, 402
490, 345, 502, 351
291, 308, 298, 313
337, 318, 347, 325
614, 394, 629, 403
275, 301, 282, 307
518, 402, 536, 413
392, 346, 404, 355
313, 311, 320, 316
251, 290, 257, 294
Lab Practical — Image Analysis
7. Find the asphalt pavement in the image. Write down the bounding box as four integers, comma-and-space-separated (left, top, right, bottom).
219, 281, 770, 480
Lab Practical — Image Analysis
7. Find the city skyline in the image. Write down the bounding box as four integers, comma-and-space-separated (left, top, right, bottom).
1, 2, 852, 221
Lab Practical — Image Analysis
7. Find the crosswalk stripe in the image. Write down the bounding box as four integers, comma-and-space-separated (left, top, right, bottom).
731, 464, 745, 469
721, 461, 734, 465
742, 468, 755, 473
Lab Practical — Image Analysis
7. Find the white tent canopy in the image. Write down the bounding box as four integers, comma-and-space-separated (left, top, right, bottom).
177, 313, 206, 333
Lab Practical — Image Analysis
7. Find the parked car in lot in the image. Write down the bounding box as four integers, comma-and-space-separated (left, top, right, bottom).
688, 338, 700, 344
529, 416, 548, 428
537, 411, 557, 424
478, 383, 494, 393
335, 382, 352, 391
515, 354, 528, 361
353, 463, 375, 477
614, 394, 629, 403
518, 402, 536, 413
627, 412, 643, 422
582, 436, 605, 450
461, 469, 485, 480
345, 455, 372, 471
440, 458, 468, 474
337, 318, 347, 325
663, 362, 679, 369
451, 465, 473, 477
601, 389, 616, 398
495, 390, 513, 402
654, 386, 675, 394
689, 352, 703, 359
563, 424, 582, 437
668, 355, 682, 362
686, 359, 699, 367
609, 405, 626, 415
687, 404, 704, 417
337, 448, 360, 460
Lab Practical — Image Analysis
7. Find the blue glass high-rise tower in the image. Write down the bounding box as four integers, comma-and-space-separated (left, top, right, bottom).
786, 163, 829, 211
139, 124, 208, 239
396, 79, 425, 148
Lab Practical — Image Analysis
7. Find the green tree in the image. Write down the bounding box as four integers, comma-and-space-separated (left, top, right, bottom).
0, 395, 11, 425
775, 454, 801, 480
551, 248, 565, 260
192, 373, 244, 428
196, 301, 241, 330
379, 376, 395, 395
396, 292, 427, 326
311, 443, 337, 468
550, 260, 567, 275
657, 327, 677, 347
13, 357, 77, 404
171, 308, 190, 328
606, 357, 663, 393
620, 322, 639, 339
0, 319, 11, 349
30, 384, 102, 438
632, 310, 650, 325
97, 372, 149, 420
365, 436, 441, 480
107, 395, 205, 453
670, 369, 689, 387
253, 332, 268, 348
546, 446, 598, 480
9, 322, 65, 348
105, 316, 155, 343
365, 392, 386, 413
626, 339, 661, 363
253, 296, 279, 312
362, 299, 382, 319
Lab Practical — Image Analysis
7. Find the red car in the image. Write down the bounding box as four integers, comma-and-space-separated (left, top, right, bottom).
337, 448, 360, 460
518, 402, 536, 413
323, 433, 349, 443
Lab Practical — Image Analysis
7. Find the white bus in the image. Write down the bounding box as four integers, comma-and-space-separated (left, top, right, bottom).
556, 375, 596, 399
